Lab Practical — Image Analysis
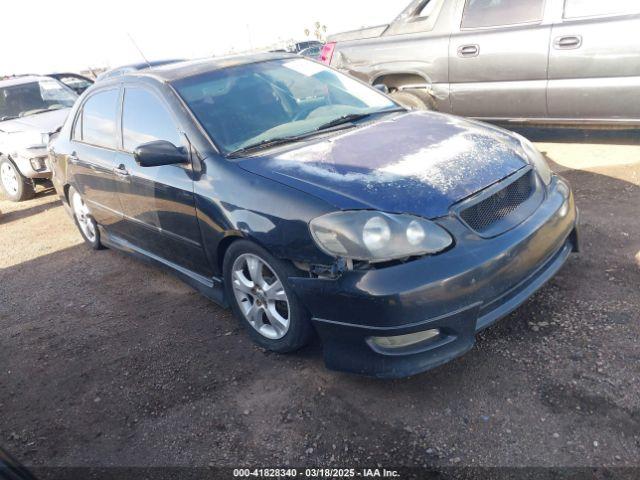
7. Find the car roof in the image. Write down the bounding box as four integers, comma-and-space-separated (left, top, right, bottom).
124, 52, 297, 83
0, 75, 50, 88
119, 59, 186, 71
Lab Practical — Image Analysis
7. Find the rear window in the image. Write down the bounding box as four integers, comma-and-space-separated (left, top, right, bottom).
77, 89, 119, 149
564, 0, 638, 18
462, 0, 545, 29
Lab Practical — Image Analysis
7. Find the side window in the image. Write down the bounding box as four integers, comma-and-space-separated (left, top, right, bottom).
122, 88, 182, 152
564, 0, 638, 19
417, 0, 437, 18
81, 89, 120, 148
461, 0, 545, 29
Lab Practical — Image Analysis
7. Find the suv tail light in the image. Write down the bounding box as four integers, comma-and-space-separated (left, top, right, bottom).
320, 42, 336, 65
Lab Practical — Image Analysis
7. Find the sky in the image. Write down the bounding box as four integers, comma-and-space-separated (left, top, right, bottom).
3, 0, 404, 76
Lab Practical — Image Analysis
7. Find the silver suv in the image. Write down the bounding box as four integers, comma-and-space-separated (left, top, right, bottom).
323, 0, 640, 126
0, 76, 77, 201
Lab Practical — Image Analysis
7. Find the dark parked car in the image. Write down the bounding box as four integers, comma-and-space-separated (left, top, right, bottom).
96, 59, 186, 81
49, 53, 578, 378
299, 45, 323, 60
47, 73, 94, 95
289, 41, 324, 54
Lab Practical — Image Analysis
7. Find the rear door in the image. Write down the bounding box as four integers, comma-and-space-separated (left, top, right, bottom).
115, 85, 212, 277
449, 0, 551, 119
547, 0, 640, 121
70, 88, 124, 230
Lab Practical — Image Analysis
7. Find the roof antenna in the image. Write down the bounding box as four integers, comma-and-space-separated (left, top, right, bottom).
126, 32, 151, 68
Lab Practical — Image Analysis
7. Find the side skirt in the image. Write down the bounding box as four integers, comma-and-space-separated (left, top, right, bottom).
99, 227, 228, 308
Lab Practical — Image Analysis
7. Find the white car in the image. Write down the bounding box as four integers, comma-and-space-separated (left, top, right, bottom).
0, 76, 77, 201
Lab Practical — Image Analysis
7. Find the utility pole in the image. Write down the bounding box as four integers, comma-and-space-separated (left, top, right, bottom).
246, 24, 254, 52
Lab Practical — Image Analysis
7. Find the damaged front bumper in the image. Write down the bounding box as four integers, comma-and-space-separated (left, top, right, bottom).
289, 177, 579, 378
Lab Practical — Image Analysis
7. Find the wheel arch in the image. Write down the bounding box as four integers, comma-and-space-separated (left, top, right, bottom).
371, 70, 432, 92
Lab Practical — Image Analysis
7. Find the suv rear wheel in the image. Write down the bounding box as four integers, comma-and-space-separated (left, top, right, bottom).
390, 90, 434, 111
0, 157, 35, 202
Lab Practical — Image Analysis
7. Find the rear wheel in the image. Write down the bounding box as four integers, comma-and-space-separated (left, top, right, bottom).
0, 158, 35, 202
390, 90, 434, 111
69, 186, 103, 250
223, 240, 313, 353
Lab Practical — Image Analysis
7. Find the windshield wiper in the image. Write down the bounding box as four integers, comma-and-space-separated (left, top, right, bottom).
227, 109, 405, 159
315, 113, 372, 131
0, 115, 19, 121
315, 108, 406, 132
227, 133, 316, 159
19, 105, 66, 117
227, 123, 356, 159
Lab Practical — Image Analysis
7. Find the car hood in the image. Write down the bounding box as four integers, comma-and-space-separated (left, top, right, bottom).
0, 108, 70, 135
238, 112, 529, 219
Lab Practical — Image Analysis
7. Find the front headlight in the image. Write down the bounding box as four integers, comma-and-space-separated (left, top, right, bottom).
514, 133, 552, 185
310, 211, 453, 263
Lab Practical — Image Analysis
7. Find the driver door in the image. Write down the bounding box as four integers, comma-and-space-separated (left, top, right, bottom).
115, 85, 212, 277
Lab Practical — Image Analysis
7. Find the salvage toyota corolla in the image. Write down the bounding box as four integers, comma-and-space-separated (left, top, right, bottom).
49, 54, 579, 378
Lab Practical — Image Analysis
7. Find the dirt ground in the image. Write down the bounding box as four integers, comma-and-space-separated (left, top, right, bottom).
1, 129, 639, 476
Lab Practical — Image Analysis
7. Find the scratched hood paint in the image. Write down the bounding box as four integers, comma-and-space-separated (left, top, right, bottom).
238, 112, 528, 219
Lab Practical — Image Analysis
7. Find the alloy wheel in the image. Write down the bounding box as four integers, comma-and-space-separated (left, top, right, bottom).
71, 191, 97, 243
231, 253, 291, 340
0, 162, 20, 196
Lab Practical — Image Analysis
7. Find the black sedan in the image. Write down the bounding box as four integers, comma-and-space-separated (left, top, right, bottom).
49, 54, 579, 378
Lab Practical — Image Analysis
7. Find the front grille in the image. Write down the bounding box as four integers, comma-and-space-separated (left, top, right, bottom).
460, 170, 535, 233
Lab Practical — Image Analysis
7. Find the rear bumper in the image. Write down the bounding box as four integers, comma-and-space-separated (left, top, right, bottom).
290, 177, 578, 378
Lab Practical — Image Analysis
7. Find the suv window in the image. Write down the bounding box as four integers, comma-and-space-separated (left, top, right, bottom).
417, 0, 438, 17
122, 88, 182, 152
462, 0, 545, 29
79, 89, 119, 148
564, 0, 637, 18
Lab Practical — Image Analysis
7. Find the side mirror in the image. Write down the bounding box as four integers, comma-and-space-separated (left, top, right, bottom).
374, 84, 389, 94
134, 140, 189, 167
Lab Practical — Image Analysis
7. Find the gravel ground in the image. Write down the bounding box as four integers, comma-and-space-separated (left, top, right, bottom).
0, 130, 639, 476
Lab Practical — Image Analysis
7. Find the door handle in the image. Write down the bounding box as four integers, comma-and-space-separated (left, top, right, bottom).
113, 164, 129, 177
457, 44, 480, 57
69, 153, 79, 164
554, 35, 582, 49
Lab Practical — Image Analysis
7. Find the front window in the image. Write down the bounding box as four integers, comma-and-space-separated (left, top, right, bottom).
121, 88, 183, 152
0, 79, 77, 121
172, 58, 398, 155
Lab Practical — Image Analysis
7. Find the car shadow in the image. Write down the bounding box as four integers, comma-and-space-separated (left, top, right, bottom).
0, 196, 61, 225
507, 125, 640, 146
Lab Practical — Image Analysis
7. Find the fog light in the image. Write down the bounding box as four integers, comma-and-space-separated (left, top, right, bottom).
30, 157, 47, 171
370, 329, 440, 350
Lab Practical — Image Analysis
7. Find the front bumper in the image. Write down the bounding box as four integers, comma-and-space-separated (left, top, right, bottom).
12, 152, 52, 180
289, 177, 579, 378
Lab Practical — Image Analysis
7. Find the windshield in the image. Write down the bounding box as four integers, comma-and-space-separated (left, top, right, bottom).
172, 58, 399, 154
0, 79, 77, 120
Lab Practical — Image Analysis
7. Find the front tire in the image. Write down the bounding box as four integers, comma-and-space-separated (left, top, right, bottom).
0, 157, 35, 202
223, 240, 313, 353
69, 186, 103, 250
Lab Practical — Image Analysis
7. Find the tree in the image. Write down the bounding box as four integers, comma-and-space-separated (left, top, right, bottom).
304, 22, 328, 41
